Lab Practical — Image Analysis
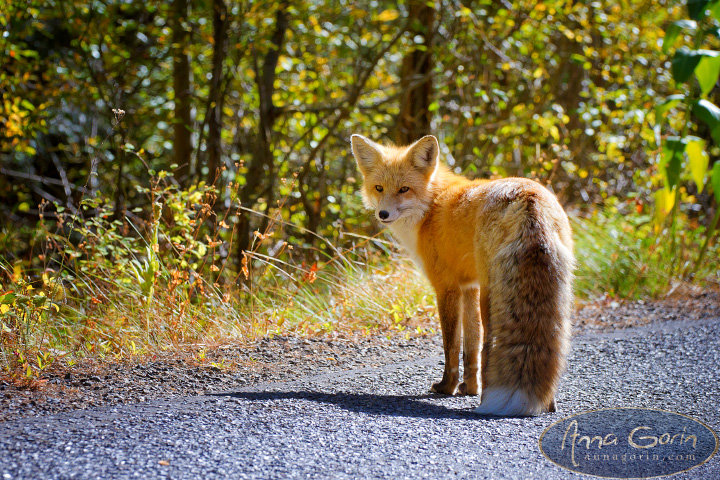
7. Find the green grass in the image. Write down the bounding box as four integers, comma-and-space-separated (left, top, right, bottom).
572, 209, 719, 302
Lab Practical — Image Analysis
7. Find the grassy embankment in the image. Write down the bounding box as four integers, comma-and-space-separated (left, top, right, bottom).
1, 177, 717, 381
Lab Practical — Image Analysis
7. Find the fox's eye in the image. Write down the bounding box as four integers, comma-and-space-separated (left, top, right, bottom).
399, 186, 410, 194
375, 185, 383, 192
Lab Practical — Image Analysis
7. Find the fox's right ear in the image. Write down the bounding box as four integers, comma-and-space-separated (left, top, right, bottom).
351, 134, 382, 176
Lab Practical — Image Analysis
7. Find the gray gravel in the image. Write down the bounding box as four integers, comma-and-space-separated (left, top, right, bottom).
1, 317, 719, 479
0, 334, 444, 422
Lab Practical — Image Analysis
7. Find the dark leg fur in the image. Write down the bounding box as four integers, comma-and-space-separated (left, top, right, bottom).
431, 289, 461, 395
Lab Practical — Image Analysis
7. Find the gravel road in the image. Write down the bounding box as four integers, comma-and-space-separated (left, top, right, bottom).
1, 316, 719, 479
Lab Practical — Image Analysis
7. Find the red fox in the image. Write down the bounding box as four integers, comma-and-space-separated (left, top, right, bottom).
351, 134, 574, 416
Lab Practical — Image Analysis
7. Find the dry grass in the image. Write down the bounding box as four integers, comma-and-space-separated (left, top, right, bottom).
3, 172, 718, 383
0, 180, 437, 381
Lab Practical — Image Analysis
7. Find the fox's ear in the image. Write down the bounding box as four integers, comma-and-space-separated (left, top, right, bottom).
351, 134, 382, 176
407, 135, 439, 178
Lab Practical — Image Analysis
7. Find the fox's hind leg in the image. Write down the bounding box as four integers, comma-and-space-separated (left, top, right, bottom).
479, 286, 491, 392
431, 289, 461, 395
458, 286, 480, 395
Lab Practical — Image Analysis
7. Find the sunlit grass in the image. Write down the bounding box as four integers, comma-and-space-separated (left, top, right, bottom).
3, 191, 718, 382
0, 202, 437, 381
572, 210, 719, 302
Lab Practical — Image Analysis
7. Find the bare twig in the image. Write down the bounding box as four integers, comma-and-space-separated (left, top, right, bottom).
0, 168, 90, 194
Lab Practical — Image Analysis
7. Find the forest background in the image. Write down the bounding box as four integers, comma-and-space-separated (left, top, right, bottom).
2, 0, 720, 378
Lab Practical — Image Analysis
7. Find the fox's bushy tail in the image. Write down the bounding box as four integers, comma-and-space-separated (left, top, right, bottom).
474, 195, 573, 417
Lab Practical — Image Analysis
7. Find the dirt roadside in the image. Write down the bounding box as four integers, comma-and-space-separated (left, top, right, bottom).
1, 287, 718, 422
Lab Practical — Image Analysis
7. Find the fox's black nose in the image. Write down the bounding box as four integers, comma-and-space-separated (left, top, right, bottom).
378, 210, 389, 220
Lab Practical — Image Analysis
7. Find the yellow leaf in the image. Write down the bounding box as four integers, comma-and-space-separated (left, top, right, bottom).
12, 265, 22, 281
686, 139, 709, 193
550, 125, 560, 141
377, 9, 399, 22
654, 186, 676, 227
0, 304, 9, 314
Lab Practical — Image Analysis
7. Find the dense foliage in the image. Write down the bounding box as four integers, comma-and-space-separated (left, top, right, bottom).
2, 0, 720, 376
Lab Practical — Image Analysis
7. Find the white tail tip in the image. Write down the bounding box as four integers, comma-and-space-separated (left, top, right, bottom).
474, 388, 544, 417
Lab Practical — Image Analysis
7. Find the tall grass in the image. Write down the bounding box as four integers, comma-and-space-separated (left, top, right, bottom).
0, 171, 436, 380
572, 209, 719, 302
2, 170, 718, 381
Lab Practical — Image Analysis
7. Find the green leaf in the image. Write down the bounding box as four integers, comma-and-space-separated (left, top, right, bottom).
663, 20, 697, 53
712, 161, 720, 203
711, 0, 720, 21
686, 137, 709, 192
1, 293, 17, 305
672, 48, 703, 83
692, 99, 720, 145
656, 94, 685, 125
32, 295, 47, 307
696, 54, 720, 95
688, 0, 711, 19
660, 137, 687, 189
20, 99, 36, 111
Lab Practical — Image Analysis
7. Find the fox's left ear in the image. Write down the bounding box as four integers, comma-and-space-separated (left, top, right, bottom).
407, 135, 439, 178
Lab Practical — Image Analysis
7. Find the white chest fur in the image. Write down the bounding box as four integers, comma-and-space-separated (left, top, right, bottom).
389, 218, 425, 274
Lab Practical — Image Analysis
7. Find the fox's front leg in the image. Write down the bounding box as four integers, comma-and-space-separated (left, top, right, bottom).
431, 289, 461, 395
458, 286, 480, 395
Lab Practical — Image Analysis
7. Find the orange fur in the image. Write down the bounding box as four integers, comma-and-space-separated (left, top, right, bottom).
351, 134, 574, 416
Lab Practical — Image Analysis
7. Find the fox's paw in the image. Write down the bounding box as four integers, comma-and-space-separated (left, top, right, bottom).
457, 381, 479, 396
430, 380, 458, 396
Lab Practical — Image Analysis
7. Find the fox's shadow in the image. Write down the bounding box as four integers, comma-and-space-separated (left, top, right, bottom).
212, 390, 516, 420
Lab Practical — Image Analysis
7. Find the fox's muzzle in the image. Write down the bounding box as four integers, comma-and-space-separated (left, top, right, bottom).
376, 208, 398, 224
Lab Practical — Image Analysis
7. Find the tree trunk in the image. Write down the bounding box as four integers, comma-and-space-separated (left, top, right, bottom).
173, 0, 193, 187
302, 149, 328, 248
397, 1, 435, 145
206, 0, 228, 186
235, 3, 289, 263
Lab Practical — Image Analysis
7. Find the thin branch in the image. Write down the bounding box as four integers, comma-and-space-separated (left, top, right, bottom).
0, 168, 90, 194
48, 146, 74, 205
